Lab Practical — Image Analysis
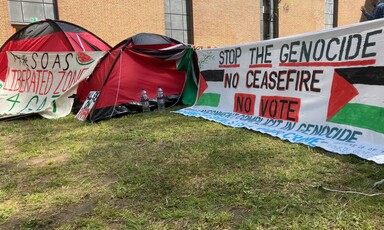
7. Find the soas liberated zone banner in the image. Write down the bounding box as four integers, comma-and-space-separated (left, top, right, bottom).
0, 51, 105, 118
176, 19, 384, 164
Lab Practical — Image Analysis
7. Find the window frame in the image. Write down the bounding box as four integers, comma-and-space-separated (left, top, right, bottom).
8, 0, 58, 25
164, 0, 193, 44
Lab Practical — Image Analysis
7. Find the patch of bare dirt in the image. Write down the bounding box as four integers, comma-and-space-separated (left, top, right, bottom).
18, 154, 69, 167
0, 195, 97, 230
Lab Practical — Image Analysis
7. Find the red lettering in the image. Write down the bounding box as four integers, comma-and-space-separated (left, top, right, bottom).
259, 96, 301, 122
54, 71, 66, 94
233, 93, 256, 115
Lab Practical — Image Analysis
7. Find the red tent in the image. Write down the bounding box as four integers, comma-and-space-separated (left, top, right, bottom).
76, 33, 198, 122
0, 19, 111, 84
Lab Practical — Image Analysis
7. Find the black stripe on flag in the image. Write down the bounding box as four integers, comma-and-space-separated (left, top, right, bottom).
200, 70, 225, 82
335, 67, 384, 85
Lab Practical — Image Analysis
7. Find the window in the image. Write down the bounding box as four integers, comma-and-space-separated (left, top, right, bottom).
164, 0, 192, 44
8, 0, 58, 25
325, 0, 338, 29
261, 0, 279, 40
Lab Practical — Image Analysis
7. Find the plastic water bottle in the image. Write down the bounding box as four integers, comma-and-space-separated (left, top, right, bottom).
141, 88, 150, 115
156, 86, 165, 112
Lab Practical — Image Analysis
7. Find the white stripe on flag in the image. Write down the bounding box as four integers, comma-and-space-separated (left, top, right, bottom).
350, 84, 384, 107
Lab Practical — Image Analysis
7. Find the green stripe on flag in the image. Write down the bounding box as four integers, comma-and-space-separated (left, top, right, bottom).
196, 93, 221, 107
177, 47, 198, 105
329, 103, 384, 134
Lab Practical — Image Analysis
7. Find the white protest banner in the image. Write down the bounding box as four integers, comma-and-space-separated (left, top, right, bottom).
176, 19, 384, 164
0, 51, 105, 119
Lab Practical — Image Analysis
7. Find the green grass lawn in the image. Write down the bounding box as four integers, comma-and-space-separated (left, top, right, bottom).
1, 106, 384, 229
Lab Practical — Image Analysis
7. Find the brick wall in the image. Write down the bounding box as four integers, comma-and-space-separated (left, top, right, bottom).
278, 0, 325, 38
192, 1, 260, 47
0, 1, 370, 48
57, 0, 165, 47
338, 0, 369, 26
0, 1, 12, 46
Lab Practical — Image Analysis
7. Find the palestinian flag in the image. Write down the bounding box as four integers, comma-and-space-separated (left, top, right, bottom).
327, 67, 384, 134
195, 70, 225, 107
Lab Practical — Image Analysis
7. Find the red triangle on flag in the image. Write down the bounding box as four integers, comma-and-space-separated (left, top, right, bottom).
327, 71, 359, 120
197, 73, 208, 100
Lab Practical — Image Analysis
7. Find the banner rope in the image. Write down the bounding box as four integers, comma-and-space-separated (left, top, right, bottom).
76, 34, 85, 51
110, 49, 123, 118
310, 184, 384, 196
